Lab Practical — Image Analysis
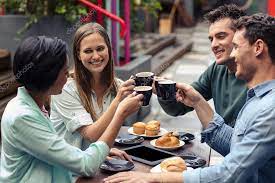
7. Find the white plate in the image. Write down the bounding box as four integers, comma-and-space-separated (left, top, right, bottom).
150, 139, 185, 151
128, 127, 168, 138
150, 163, 193, 173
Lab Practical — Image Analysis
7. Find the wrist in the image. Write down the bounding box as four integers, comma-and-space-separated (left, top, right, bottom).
114, 109, 127, 122
150, 173, 161, 182
193, 96, 206, 109
112, 97, 120, 107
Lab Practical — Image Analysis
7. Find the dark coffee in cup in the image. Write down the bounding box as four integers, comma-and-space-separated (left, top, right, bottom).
158, 80, 176, 101
134, 86, 152, 106
134, 72, 154, 86
154, 77, 167, 97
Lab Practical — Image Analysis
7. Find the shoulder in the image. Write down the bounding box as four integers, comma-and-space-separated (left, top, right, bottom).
2, 98, 44, 129
63, 78, 78, 93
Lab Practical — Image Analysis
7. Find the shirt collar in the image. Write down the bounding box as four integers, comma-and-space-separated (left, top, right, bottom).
247, 80, 275, 100
17, 86, 39, 108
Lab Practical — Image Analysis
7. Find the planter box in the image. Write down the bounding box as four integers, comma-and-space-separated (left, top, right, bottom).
0, 15, 73, 57
115, 55, 152, 80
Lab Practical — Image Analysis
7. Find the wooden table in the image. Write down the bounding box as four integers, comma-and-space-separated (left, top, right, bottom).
77, 127, 210, 183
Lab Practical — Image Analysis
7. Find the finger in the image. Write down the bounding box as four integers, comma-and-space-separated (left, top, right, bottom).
106, 156, 114, 160
135, 94, 144, 100
126, 92, 136, 99
123, 91, 133, 97
123, 85, 135, 91
176, 82, 191, 92
104, 172, 129, 182
121, 151, 133, 162
122, 79, 135, 87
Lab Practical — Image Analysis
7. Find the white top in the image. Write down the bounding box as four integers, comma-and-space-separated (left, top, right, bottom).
50, 78, 123, 150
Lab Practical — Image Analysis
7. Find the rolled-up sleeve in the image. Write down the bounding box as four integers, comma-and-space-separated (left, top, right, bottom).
183, 108, 275, 183
201, 113, 233, 156
51, 81, 93, 133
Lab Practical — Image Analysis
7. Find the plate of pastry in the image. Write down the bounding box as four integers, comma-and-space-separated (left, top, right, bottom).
150, 132, 185, 151
128, 120, 168, 137
150, 157, 193, 173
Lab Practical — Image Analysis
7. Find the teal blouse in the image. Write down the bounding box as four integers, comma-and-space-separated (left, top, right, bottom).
0, 87, 109, 183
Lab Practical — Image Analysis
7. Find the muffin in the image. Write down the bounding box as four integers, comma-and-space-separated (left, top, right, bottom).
160, 157, 187, 172
145, 124, 159, 136
147, 120, 160, 131
155, 132, 180, 147
132, 122, 146, 134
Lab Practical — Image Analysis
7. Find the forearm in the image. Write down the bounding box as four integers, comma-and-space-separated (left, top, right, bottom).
79, 98, 119, 141
194, 99, 214, 129
98, 111, 126, 147
149, 173, 183, 183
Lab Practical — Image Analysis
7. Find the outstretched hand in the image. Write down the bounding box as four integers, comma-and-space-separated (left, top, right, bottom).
116, 93, 143, 119
108, 148, 132, 162
103, 171, 153, 183
116, 79, 135, 102
176, 83, 204, 108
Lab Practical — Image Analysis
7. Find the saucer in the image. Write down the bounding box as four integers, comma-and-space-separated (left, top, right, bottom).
150, 139, 185, 151
115, 135, 144, 145
100, 158, 134, 172
128, 127, 168, 138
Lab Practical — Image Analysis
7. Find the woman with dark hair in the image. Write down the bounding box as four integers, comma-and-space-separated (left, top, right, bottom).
0, 36, 143, 183
50, 23, 135, 153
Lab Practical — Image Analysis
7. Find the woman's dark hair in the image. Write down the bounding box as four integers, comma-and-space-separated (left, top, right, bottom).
234, 13, 275, 62
13, 36, 68, 92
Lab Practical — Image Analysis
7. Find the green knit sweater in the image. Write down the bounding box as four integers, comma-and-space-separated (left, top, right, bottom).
158, 62, 248, 127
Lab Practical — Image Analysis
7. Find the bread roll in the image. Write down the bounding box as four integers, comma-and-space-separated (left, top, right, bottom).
145, 124, 159, 136
155, 132, 179, 147
133, 122, 146, 134
147, 120, 160, 131
160, 157, 187, 172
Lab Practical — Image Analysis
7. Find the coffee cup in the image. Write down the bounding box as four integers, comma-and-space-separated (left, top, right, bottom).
134, 72, 154, 86
154, 77, 167, 98
134, 86, 152, 106
158, 80, 176, 101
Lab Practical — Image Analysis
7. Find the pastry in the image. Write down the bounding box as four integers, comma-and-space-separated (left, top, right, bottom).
145, 124, 159, 136
155, 132, 180, 147
132, 122, 146, 134
147, 120, 160, 131
160, 157, 187, 172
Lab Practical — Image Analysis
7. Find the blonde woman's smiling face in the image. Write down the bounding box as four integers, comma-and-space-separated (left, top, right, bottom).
78, 33, 109, 74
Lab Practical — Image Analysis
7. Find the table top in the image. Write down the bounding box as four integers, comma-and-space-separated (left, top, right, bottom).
77, 126, 210, 183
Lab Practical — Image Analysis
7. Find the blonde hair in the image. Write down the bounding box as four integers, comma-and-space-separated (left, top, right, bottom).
73, 22, 118, 120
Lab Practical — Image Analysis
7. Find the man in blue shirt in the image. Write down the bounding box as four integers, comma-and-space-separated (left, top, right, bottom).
104, 13, 275, 183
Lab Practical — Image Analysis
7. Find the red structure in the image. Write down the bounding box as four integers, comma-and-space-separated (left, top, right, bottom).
78, 0, 130, 65
268, 0, 275, 16
0, 2, 5, 15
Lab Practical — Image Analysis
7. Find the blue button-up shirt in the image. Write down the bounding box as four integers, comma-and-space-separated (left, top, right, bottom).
0, 87, 110, 183
183, 80, 275, 183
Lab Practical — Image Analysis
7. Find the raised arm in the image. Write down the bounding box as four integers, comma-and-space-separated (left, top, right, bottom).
13, 93, 143, 177
158, 63, 214, 117
51, 79, 135, 142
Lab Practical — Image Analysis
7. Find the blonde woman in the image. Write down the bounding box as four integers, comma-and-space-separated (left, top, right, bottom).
50, 23, 135, 156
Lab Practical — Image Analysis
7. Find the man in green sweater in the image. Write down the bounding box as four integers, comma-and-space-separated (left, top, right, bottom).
158, 4, 248, 127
